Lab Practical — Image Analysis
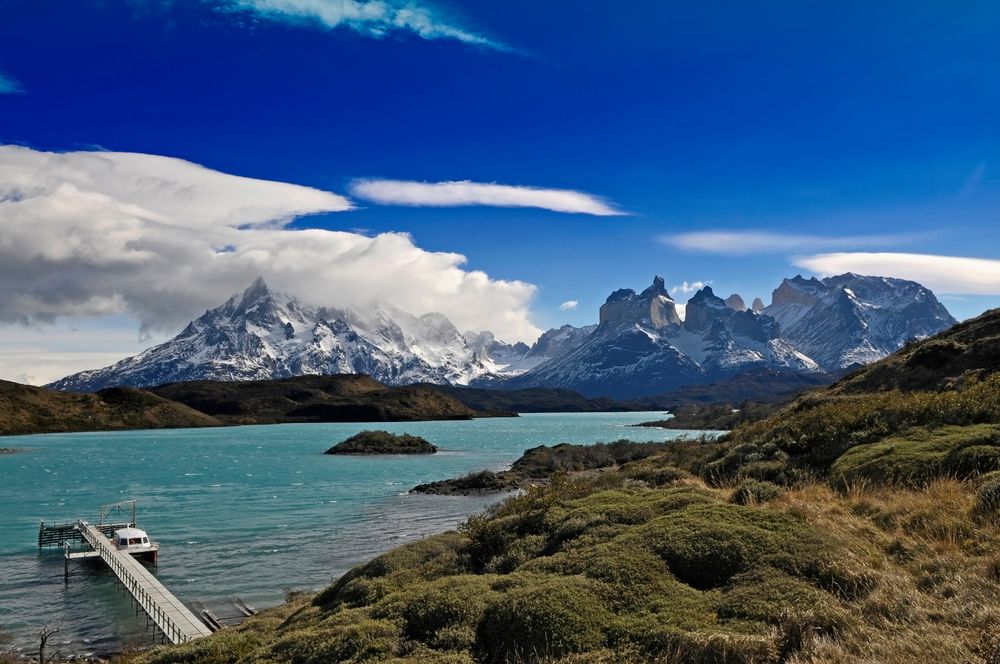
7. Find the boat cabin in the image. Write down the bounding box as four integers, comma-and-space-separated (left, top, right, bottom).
113, 527, 159, 564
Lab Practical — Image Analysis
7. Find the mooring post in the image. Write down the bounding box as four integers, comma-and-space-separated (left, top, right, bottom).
63, 543, 69, 582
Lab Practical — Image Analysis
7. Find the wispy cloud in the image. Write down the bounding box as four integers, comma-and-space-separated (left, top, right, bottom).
795, 252, 1000, 295
219, 0, 505, 50
0, 68, 23, 94
670, 280, 710, 295
663, 230, 920, 255
351, 179, 625, 216
559, 300, 578, 311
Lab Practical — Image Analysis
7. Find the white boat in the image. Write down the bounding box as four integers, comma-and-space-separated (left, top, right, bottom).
113, 527, 159, 564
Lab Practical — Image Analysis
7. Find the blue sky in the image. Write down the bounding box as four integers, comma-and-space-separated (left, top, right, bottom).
1, 1, 1000, 382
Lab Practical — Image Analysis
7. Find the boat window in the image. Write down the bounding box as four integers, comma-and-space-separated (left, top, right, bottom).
128, 537, 141, 545
142, 537, 149, 544
119, 539, 127, 546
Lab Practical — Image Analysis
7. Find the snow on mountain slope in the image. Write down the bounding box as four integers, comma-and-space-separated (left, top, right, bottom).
465, 324, 598, 378
506, 277, 820, 398
49, 278, 501, 391
763, 273, 956, 371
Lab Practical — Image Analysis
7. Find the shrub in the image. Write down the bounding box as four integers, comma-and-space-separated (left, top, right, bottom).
622, 463, 688, 487
830, 424, 1000, 486
401, 576, 497, 651
476, 575, 612, 663
645, 504, 800, 589
976, 475, 1000, 514
730, 480, 784, 505
716, 568, 851, 634
314, 532, 468, 609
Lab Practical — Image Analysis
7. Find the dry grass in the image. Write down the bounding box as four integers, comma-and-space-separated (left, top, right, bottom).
765, 478, 1000, 663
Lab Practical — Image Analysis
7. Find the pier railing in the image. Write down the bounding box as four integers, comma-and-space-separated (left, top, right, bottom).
77, 521, 211, 644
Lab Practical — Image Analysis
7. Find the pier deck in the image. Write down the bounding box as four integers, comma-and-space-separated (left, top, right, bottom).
75, 521, 213, 644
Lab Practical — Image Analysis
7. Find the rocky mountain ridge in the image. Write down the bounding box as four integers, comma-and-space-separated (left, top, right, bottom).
50, 273, 956, 399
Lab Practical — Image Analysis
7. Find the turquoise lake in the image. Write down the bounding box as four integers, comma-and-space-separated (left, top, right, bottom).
0, 413, 695, 655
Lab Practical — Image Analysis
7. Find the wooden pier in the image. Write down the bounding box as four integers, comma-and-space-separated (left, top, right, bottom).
38, 502, 213, 645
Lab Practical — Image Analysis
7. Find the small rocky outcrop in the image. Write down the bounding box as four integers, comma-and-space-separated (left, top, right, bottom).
325, 430, 437, 455
411, 470, 521, 495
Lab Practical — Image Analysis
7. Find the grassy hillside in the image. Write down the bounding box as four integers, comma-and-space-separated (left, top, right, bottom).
627, 369, 835, 409
0, 381, 221, 436
126, 308, 1000, 663
833, 307, 1000, 394
150, 375, 487, 424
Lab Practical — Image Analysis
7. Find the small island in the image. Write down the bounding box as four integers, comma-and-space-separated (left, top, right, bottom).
325, 430, 438, 455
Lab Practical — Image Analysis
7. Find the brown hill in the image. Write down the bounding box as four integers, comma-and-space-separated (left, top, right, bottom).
149, 374, 487, 423
0, 381, 221, 436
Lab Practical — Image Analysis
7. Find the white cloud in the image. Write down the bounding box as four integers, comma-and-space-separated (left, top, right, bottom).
794, 252, 1000, 295
0, 146, 542, 369
0, 69, 23, 94
664, 230, 918, 255
559, 300, 578, 311
221, 0, 504, 49
670, 280, 710, 295
351, 179, 625, 216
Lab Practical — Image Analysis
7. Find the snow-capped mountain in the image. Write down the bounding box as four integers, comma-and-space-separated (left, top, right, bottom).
49, 278, 508, 392
762, 273, 957, 371
49, 272, 957, 398
505, 277, 819, 398
465, 324, 598, 378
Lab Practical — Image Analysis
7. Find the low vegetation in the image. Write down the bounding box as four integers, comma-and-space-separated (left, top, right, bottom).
326, 431, 438, 455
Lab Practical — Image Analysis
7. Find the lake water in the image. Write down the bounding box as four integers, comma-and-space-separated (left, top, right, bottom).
0, 413, 693, 655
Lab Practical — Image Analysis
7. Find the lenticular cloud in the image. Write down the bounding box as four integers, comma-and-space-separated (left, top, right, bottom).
0, 146, 541, 342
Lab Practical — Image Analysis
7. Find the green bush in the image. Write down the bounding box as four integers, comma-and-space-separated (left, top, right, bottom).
716, 568, 851, 634
730, 480, 784, 505
645, 504, 807, 589
401, 576, 497, 650
830, 424, 1000, 486
314, 532, 467, 609
476, 575, 612, 663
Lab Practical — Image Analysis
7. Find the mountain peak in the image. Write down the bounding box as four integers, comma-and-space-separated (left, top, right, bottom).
640, 275, 668, 299
600, 277, 680, 328
240, 276, 272, 303
724, 293, 747, 311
